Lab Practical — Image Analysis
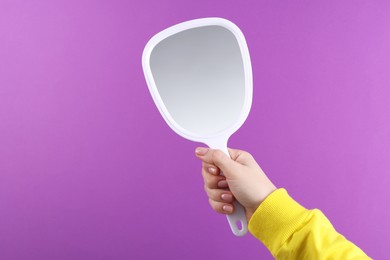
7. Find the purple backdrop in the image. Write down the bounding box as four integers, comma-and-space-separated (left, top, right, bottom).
1, 1, 389, 259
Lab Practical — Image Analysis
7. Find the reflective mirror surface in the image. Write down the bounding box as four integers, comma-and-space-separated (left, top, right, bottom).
150, 26, 245, 136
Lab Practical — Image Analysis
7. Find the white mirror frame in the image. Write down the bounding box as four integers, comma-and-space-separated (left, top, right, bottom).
142, 18, 252, 145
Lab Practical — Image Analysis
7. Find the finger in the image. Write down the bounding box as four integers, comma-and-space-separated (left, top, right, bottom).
202, 162, 220, 175
202, 167, 225, 189
208, 199, 234, 214
196, 147, 255, 167
217, 179, 229, 189
195, 147, 213, 164
227, 148, 256, 166
210, 149, 239, 177
196, 147, 239, 179
204, 186, 234, 203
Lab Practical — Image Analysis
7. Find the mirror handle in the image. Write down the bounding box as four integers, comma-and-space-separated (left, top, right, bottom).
221, 146, 248, 236
228, 201, 248, 236
206, 139, 248, 236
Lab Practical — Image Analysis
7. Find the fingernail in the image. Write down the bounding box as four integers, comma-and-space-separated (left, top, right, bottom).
217, 180, 228, 188
208, 167, 217, 174
222, 205, 233, 213
221, 194, 232, 202
195, 147, 209, 155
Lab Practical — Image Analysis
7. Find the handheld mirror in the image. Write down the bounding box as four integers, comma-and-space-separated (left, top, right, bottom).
142, 18, 252, 236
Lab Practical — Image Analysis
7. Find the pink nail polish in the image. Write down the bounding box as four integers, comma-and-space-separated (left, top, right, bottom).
221, 194, 232, 202
217, 180, 228, 188
195, 147, 208, 155
208, 167, 217, 174
223, 205, 233, 213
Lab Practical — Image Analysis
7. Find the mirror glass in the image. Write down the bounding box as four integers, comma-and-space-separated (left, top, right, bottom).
150, 25, 245, 136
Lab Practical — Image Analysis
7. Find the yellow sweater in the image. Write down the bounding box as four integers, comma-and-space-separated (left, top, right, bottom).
248, 189, 371, 259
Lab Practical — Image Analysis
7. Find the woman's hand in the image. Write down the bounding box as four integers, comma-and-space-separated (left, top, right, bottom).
195, 147, 277, 221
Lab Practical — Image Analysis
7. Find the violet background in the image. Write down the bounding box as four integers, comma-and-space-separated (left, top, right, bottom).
1, 0, 389, 259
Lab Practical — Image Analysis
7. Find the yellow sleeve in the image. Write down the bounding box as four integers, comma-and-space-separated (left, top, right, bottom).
248, 188, 371, 259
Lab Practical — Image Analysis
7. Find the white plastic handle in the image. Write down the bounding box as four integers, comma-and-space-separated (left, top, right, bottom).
217, 146, 248, 236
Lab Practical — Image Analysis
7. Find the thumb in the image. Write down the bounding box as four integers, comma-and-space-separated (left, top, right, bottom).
211, 149, 239, 178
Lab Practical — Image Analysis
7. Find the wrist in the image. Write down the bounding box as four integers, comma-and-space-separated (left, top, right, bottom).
248, 185, 277, 217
